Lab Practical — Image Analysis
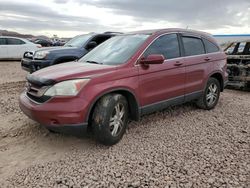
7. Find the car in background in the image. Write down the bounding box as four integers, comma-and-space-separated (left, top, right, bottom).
21, 32, 119, 73
33, 38, 53, 47
51, 39, 66, 46
0, 36, 41, 60
19, 28, 227, 145
224, 41, 250, 89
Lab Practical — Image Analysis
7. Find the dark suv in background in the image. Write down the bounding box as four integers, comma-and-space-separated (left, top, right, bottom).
32, 38, 53, 47
21, 32, 118, 73
19, 28, 228, 145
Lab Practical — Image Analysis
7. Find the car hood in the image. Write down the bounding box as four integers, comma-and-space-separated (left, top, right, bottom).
27, 62, 116, 86
35, 46, 79, 53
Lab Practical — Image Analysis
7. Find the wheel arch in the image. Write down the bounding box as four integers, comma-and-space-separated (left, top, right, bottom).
86, 88, 140, 124
207, 71, 224, 92
210, 72, 224, 91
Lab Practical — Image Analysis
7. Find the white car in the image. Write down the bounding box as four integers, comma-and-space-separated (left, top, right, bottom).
0, 36, 41, 60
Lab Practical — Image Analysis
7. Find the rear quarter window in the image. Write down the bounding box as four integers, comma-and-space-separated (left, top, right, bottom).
182, 36, 205, 56
203, 38, 220, 53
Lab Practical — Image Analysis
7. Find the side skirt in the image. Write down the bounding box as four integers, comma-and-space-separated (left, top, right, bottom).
184, 90, 203, 102
140, 91, 203, 116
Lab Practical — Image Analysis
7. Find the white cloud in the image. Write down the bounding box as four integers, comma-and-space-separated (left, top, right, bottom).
0, 0, 250, 37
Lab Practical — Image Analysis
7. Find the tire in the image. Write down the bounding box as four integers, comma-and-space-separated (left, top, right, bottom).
196, 77, 220, 110
92, 94, 129, 145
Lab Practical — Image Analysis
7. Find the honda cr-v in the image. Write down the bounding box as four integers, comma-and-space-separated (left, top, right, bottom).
19, 28, 228, 145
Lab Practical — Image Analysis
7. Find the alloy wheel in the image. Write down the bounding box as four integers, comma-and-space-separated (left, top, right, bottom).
206, 83, 218, 106
109, 103, 125, 137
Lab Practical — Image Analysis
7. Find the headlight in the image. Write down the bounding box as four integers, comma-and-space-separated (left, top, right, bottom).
44, 79, 90, 97
34, 51, 49, 59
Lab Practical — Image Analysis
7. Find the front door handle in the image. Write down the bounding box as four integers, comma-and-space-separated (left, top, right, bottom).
174, 61, 183, 66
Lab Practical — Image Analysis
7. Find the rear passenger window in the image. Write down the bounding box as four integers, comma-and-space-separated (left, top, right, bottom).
7, 38, 25, 45
144, 34, 180, 59
182, 36, 205, 56
203, 38, 220, 53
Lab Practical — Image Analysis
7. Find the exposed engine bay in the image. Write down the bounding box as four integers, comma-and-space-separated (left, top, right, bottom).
225, 41, 250, 89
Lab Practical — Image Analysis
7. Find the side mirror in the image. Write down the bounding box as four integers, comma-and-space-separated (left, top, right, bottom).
140, 54, 165, 65
86, 41, 97, 50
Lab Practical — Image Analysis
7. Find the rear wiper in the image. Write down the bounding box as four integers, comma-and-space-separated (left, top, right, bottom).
86, 60, 102, 64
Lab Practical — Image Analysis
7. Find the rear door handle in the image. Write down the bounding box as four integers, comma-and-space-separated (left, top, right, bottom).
174, 61, 183, 66
204, 57, 211, 61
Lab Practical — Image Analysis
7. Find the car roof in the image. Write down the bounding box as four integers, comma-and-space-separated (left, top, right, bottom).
0, 36, 32, 44
126, 28, 217, 44
127, 28, 210, 36
75, 32, 122, 38
63, 32, 119, 45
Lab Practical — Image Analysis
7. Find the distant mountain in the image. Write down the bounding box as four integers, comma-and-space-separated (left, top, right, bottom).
0, 30, 49, 39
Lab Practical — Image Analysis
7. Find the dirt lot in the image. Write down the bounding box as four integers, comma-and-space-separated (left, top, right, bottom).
0, 61, 249, 187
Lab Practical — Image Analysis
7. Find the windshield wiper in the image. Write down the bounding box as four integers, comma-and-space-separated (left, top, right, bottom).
86, 60, 102, 64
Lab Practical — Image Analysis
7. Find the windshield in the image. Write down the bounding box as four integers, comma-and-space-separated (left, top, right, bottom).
79, 34, 150, 65
64, 34, 92, 47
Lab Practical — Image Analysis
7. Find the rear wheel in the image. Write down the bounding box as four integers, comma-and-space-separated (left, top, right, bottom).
196, 77, 220, 110
92, 94, 129, 145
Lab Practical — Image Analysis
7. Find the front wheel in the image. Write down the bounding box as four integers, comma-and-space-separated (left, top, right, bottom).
92, 94, 129, 145
196, 77, 220, 110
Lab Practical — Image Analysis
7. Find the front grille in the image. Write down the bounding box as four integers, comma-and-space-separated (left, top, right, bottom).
22, 63, 30, 69
26, 82, 51, 103
27, 93, 51, 103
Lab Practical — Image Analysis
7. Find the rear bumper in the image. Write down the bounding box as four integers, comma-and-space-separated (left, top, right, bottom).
21, 58, 51, 72
19, 92, 89, 132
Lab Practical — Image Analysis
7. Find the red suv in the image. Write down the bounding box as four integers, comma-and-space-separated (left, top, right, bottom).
19, 28, 228, 145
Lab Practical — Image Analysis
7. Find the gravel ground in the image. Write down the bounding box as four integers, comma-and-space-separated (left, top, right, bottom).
0, 61, 249, 187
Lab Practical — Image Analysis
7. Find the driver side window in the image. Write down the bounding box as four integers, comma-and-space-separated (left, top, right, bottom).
144, 33, 180, 60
